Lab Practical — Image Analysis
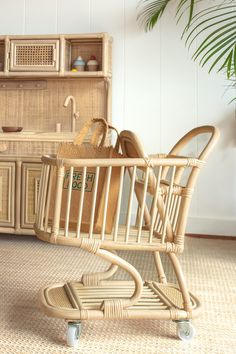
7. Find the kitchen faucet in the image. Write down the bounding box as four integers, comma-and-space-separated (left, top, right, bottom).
63, 95, 80, 132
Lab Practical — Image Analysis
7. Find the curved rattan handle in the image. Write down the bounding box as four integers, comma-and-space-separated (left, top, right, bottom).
169, 125, 220, 161
73, 118, 109, 147
74, 118, 120, 150
107, 123, 120, 151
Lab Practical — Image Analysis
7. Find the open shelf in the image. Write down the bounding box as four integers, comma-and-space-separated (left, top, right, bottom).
63, 70, 106, 78
64, 37, 103, 73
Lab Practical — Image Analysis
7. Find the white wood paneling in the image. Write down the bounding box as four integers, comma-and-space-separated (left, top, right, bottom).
57, 0, 91, 34
160, 7, 197, 153
197, 68, 236, 219
0, 0, 25, 34
25, 0, 57, 34
91, 0, 125, 130
192, 0, 236, 225
124, 0, 161, 152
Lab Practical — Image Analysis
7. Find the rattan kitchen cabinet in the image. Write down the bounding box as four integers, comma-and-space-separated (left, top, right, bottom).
0, 32, 112, 236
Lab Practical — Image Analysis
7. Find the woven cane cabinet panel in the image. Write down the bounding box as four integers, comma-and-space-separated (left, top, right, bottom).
10, 40, 60, 72
0, 162, 15, 227
21, 163, 42, 228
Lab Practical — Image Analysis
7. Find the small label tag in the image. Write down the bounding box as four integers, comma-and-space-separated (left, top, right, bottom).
63, 170, 95, 192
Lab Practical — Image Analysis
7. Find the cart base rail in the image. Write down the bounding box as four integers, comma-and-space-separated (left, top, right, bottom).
39, 280, 201, 321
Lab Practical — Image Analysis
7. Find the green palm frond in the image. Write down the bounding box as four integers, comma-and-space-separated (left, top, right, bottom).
137, 0, 236, 101
137, 0, 198, 31
184, 1, 236, 100
184, 4, 236, 78
176, 0, 196, 28
137, 0, 172, 31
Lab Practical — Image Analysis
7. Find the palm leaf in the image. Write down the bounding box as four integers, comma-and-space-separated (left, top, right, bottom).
226, 50, 233, 78
184, 6, 236, 44
197, 31, 236, 65
137, 0, 171, 31
137, 0, 198, 31
137, 0, 236, 101
203, 40, 235, 71
176, 0, 196, 28
192, 24, 236, 61
184, 3, 236, 77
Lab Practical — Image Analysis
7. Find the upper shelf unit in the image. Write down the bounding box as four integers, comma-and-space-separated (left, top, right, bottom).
0, 33, 112, 78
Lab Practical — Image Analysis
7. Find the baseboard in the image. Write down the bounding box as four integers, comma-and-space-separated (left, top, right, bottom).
187, 216, 236, 238
186, 233, 236, 240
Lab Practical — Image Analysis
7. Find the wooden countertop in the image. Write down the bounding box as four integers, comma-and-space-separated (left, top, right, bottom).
0, 131, 77, 142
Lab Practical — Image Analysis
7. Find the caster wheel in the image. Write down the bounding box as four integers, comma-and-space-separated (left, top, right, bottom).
176, 321, 196, 341
67, 322, 82, 347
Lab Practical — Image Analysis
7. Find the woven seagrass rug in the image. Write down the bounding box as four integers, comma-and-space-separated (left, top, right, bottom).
0, 235, 235, 354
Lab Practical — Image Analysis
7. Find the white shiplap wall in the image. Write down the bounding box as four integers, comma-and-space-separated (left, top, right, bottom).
0, 0, 235, 236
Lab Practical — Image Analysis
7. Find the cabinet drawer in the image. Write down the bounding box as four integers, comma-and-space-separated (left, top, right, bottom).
21, 163, 42, 228
10, 39, 60, 72
0, 162, 15, 227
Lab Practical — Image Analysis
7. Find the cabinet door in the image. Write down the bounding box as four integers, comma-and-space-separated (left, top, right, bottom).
21, 163, 42, 228
9, 39, 60, 72
0, 162, 15, 227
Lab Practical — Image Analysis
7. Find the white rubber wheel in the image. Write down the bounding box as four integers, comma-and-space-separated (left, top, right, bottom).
66, 322, 81, 347
176, 321, 196, 341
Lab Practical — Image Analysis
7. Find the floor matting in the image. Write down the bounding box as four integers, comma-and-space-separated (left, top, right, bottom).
0, 235, 236, 354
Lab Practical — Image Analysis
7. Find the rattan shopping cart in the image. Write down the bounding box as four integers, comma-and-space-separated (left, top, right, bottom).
34, 125, 219, 347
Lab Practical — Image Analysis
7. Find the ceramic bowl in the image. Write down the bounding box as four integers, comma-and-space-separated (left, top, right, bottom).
2, 126, 23, 133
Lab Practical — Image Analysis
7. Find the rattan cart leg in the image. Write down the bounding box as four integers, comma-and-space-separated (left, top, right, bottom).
153, 252, 167, 283
96, 249, 143, 311
82, 251, 119, 286
168, 253, 192, 317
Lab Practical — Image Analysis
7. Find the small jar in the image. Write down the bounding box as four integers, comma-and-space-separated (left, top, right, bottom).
56, 123, 61, 132
86, 55, 99, 71
72, 56, 85, 71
